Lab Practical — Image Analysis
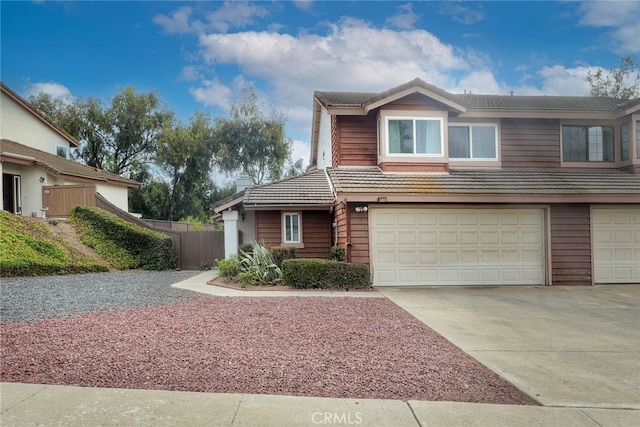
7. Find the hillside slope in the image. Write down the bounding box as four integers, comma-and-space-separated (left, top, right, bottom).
0, 211, 109, 277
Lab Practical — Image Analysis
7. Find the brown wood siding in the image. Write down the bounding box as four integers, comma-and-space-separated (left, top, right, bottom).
501, 119, 561, 168
255, 211, 281, 247
335, 115, 378, 166
335, 204, 348, 248
550, 204, 592, 285
349, 208, 370, 265
256, 210, 331, 259
385, 94, 450, 111
296, 211, 332, 259
379, 162, 448, 173
331, 115, 339, 167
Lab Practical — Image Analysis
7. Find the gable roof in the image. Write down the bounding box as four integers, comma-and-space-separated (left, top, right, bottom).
243, 169, 334, 209
327, 167, 640, 203
0, 139, 139, 187
0, 82, 79, 147
315, 78, 632, 113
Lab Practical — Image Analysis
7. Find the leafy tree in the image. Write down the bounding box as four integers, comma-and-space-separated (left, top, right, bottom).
157, 112, 216, 221
30, 86, 174, 176
214, 88, 291, 184
586, 56, 640, 99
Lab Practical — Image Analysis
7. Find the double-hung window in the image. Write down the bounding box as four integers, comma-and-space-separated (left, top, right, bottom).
387, 117, 443, 156
449, 124, 497, 159
562, 125, 614, 162
283, 212, 301, 244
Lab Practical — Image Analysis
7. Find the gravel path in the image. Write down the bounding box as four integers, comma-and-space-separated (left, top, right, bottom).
1, 270, 202, 323
0, 272, 536, 404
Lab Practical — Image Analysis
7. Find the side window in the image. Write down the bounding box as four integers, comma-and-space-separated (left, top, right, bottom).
562, 125, 614, 162
449, 124, 498, 160
283, 212, 301, 244
56, 145, 68, 159
621, 122, 630, 161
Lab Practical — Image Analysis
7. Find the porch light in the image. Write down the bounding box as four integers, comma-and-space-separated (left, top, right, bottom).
355, 206, 368, 213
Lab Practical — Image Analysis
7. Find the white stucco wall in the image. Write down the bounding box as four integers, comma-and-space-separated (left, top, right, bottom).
237, 211, 256, 245
96, 183, 130, 212
316, 106, 332, 170
0, 91, 72, 154
1, 162, 48, 217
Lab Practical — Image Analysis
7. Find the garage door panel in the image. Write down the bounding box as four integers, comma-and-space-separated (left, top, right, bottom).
593, 208, 640, 284
372, 208, 545, 286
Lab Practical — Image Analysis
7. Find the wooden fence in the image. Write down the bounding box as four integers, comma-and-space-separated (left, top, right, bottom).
42, 184, 96, 218
95, 193, 225, 270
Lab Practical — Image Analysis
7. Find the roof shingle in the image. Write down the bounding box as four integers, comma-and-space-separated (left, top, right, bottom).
244, 169, 334, 207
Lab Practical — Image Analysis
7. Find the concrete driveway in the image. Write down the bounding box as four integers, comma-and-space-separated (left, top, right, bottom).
378, 285, 640, 410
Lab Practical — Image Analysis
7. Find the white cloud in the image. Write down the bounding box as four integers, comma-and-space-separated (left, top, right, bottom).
292, 1, 314, 12
289, 139, 310, 168
453, 70, 502, 94
205, 1, 269, 33
154, 6, 200, 34
578, 1, 640, 53
188, 78, 233, 109
154, 2, 269, 35
25, 82, 72, 100
386, 3, 419, 30
535, 65, 593, 95
439, 3, 484, 25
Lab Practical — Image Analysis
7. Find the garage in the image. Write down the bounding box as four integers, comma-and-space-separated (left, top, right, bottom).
370, 208, 546, 286
592, 208, 640, 284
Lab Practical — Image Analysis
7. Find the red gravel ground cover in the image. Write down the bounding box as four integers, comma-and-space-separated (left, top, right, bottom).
1, 297, 536, 404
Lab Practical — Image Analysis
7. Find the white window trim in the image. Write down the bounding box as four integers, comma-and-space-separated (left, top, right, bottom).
282, 212, 302, 245
384, 116, 444, 157
448, 123, 499, 161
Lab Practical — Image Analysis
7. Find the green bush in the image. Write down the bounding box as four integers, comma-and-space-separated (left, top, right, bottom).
216, 255, 240, 281
330, 245, 346, 262
237, 242, 282, 286
270, 246, 296, 268
282, 258, 371, 290
70, 206, 176, 270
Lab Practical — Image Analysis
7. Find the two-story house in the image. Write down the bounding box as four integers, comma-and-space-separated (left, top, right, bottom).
1, 83, 138, 218
217, 78, 640, 286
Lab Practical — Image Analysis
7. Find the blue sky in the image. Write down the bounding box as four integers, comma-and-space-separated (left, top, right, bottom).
2, 1, 639, 169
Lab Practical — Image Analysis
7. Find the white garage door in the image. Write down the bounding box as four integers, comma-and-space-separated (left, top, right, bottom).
371, 208, 545, 286
593, 208, 640, 284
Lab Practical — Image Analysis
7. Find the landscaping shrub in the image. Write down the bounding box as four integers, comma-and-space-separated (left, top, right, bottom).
270, 246, 296, 268
330, 245, 346, 262
236, 242, 282, 286
70, 206, 176, 270
282, 258, 371, 290
216, 255, 240, 281
238, 243, 254, 257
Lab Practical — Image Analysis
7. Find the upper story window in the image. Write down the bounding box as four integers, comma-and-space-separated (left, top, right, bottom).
55, 145, 68, 159
636, 121, 640, 159
449, 124, 498, 160
283, 212, 301, 244
620, 122, 630, 161
386, 117, 443, 156
562, 125, 614, 162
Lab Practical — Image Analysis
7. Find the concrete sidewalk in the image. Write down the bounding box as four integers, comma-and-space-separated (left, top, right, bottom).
2, 383, 637, 427
171, 270, 383, 298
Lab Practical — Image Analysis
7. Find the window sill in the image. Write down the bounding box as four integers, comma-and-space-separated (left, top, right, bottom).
281, 242, 305, 249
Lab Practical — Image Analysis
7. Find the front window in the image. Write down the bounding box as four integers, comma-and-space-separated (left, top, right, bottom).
449, 124, 497, 159
387, 117, 442, 155
283, 212, 301, 244
621, 122, 630, 161
562, 125, 614, 162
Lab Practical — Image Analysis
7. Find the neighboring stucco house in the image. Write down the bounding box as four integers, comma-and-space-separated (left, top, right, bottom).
217, 78, 640, 286
1, 82, 138, 218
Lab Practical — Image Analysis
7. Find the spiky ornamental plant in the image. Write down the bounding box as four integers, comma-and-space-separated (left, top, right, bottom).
236, 242, 282, 285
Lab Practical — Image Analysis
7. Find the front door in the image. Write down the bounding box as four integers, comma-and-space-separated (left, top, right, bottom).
2, 173, 22, 214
